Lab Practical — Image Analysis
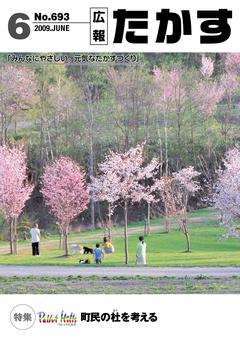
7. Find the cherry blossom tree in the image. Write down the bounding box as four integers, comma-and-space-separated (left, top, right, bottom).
189, 56, 224, 163
153, 65, 187, 232
0, 145, 35, 253
153, 57, 224, 171
153, 65, 186, 173
152, 174, 174, 234
187, 55, 225, 119
90, 143, 160, 264
224, 53, 240, 74
212, 146, 240, 240
41, 156, 90, 255
193, 81, 224, 117
217, 53, 240, 151
201, 55, 214, 79
155, 167, 201, 252
0, 65, 37, 144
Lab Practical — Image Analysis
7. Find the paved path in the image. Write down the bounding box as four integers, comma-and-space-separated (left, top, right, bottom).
1, 265, 240, 277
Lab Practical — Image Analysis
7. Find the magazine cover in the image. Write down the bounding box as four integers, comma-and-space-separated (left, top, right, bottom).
0, 0, 240, 338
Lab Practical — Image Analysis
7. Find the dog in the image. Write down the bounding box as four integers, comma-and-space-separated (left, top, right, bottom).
79, 259, 90, 264
70, 244, 83, 254
83, 246, 93, 254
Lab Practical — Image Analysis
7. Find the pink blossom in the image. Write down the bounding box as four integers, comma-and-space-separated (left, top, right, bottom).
201, 55, 214, 78
193, 80, 225, 116
153, 65, 186, 112
213, 146, 240, 240
91, 143, 160, 209
0, 65, 36, 113
90, 143, 160, 264
0, 145, 34, 219
225, 53, 240, 74
41, 156, 90, 255
153, 167, 201, 252
172, 166, 201, 194
0, 145, 34, 253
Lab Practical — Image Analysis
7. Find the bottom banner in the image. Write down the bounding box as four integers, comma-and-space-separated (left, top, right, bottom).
1, 294, 239, 339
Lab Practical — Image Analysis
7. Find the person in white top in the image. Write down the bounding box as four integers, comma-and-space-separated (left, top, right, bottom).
135, 236, 146, 265
30, 223, 41, 256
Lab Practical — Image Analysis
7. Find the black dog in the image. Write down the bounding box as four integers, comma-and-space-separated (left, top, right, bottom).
79, 259, 90, 264
83, 246, 93, 254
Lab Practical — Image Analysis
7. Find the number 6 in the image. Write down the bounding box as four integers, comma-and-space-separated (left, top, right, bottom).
8, 13, 30, 39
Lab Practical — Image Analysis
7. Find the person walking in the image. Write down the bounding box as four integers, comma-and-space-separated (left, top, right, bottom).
30, 223, 41, 256
135, 236, 146, 265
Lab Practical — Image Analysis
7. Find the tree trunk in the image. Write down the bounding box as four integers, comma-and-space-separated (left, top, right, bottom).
46, 125, 54, 162
185, 231, 191, 252
13, 216, 18, 254
9, 218, 13, 254
177, 108, 182, 170
164, 117, 168, 174
59, 229, 63, 250
154, 110, 163, 177
165, 202, 170, 234
15, 114, 18, 134
88, 103, 95, 229
65, 225, 69, 256
163, 88, 168, 175
62, 234, 65, 250
1, 113, 4, 146
124, 200, 129, 264
147, 202, 150, 236
108, 203, 111, 241
56, 114, 60, 158
182, 214, 191, 252
59, 234, 62, 249
4, 124, 7, 146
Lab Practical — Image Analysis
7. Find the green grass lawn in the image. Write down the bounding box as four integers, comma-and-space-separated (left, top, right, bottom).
0, 208, 240, 267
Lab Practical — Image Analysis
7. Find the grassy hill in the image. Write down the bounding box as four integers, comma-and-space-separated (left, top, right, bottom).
0, 208, 240, 267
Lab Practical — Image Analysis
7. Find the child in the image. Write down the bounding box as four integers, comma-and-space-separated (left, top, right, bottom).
93, 243, 105, 264
135, 236, 146, 265
102, 237, 115, 254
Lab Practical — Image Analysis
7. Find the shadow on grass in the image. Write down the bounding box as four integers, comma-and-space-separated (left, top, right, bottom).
0, 253, 17, 256
54, 255, 73, 258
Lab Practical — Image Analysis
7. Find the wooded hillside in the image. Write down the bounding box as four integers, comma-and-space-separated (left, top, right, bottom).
0, 52, 239, 233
